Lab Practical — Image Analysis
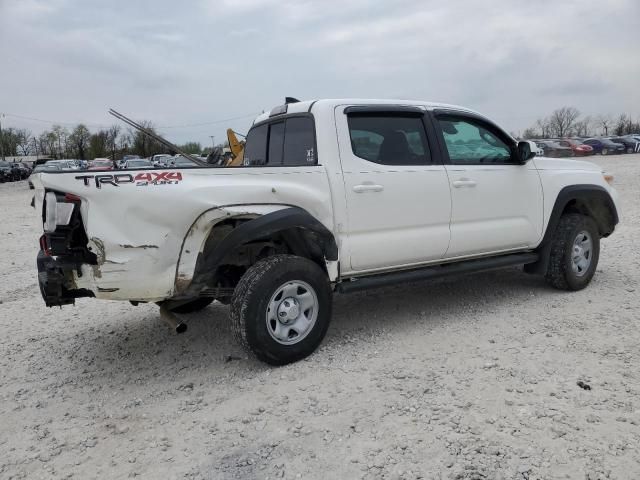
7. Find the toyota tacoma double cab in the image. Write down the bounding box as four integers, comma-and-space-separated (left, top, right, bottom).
33, 99, 620, 365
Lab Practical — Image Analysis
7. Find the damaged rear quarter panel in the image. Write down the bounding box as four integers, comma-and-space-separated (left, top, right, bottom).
38, 166, 335, 301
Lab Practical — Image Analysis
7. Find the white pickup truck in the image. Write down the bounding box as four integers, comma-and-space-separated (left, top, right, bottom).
34, 99, 620, 365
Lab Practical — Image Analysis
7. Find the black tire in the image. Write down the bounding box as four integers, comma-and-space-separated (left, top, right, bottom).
545, 214, 600, 291
600, 148, 608, 155
169, 297, 214, 313
230, 254, 332, 365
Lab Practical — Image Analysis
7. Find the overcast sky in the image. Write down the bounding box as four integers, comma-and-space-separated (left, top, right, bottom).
1, 0, 638, 146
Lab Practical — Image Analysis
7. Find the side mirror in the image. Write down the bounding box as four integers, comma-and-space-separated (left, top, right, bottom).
517, 141, 536, 164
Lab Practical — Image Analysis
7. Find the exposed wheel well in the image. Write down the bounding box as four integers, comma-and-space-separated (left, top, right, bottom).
206, 218, 329, 275
183, 208, 337, 300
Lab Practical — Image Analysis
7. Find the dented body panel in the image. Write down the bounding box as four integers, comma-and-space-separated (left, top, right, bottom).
37, 165, 337, 301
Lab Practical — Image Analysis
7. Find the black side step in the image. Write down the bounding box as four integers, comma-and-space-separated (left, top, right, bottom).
336, 252, 539, 294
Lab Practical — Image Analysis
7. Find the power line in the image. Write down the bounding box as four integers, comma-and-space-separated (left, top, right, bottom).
157, 112, 260, 129
1, 111, 260, 130
2, 112, 110, 128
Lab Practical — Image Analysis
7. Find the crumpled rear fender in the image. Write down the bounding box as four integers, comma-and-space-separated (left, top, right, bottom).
174, 204, 290, 292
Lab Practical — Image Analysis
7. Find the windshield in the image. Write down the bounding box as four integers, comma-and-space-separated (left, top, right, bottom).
90, 160, 112, 166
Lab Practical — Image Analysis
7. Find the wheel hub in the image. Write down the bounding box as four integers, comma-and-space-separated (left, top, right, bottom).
571, 230, 592, 277
277, 297, 300, 324
266, 280, 319, 345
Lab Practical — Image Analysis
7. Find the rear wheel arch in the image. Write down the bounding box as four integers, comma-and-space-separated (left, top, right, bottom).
181, 207, 337, 297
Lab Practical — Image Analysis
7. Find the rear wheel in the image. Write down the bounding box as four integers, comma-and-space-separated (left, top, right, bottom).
230, 255, 332, 365
545, 214, 600, 291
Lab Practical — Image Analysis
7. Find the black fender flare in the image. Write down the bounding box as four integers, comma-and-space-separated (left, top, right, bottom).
525, 184, 618, 274
185, 207, 338, 293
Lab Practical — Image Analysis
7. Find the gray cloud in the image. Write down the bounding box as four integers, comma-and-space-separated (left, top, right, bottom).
0, 0, 637, 143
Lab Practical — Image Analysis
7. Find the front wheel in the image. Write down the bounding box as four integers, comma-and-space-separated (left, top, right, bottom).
600, 148, 608, 155
230, 255, 332, 365
545, 214, 600, 291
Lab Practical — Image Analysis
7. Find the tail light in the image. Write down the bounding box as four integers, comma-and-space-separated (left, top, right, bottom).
44, 191, 78, 233
39, 235, 52, 256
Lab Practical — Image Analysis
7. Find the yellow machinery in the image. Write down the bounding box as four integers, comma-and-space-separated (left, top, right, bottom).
226, 128, 245, 166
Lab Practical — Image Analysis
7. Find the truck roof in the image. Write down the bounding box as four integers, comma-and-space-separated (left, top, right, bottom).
252, 98, 481, 125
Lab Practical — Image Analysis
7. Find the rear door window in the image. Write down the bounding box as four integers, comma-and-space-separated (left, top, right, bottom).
347, 114, 432, 165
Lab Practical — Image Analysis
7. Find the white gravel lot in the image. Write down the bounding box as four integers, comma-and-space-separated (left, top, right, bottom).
1, 155, 639, 480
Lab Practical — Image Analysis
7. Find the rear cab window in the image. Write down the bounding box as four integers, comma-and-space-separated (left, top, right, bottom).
243, 115, 317, 167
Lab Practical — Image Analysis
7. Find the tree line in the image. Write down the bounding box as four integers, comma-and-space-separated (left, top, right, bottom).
0, 122, 207, 159
522, 107, 640, 139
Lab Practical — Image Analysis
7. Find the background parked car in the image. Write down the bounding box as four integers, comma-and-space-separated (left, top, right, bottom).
123, 159, 154, 169
527, 140, 544, 156
150, 154, 173, 167
87, 159, 114, 171
535, 140, 574, 158
167, 155, 198, 168
46, 159, 80, 170
0, 161, 17, 182
556, 139, 594, 156
28, 163, 62, 189
625, 135, 640, 152
608, 137, 640, 154
582, 138, 626, 155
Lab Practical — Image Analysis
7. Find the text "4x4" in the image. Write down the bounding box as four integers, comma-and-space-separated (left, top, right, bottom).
75, 172, 183, 188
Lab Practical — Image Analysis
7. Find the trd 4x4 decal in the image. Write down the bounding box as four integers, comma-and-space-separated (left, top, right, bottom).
75, 172, 183, 188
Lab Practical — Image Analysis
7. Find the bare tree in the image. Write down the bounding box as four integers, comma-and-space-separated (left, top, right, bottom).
0, 127, 21, 156
106, 125, 121, 159
548, 107, 580, 137
51, 125, 68, 158
16, 129, 33, 155
574, 115, 593, 137
89, 130, 109, 159
596, 115, 613, 136
128, 121, 164, 157
535, 118, 551, 138
38, 131, 58, 157
68, 124, 91, 159
613, 114, 638, 136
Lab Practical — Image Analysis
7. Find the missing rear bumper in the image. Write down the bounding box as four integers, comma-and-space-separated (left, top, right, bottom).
37, 250, 94, 307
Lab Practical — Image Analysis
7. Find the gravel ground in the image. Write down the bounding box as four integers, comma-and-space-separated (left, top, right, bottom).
1, 155, 639, 480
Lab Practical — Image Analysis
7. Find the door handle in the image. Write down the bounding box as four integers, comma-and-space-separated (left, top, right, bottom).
452, 178, 477, 188
353, 184, 384, 193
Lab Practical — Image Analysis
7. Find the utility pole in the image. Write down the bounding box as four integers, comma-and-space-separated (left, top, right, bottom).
0, 114, 5, 161
210, 135, 215, 149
